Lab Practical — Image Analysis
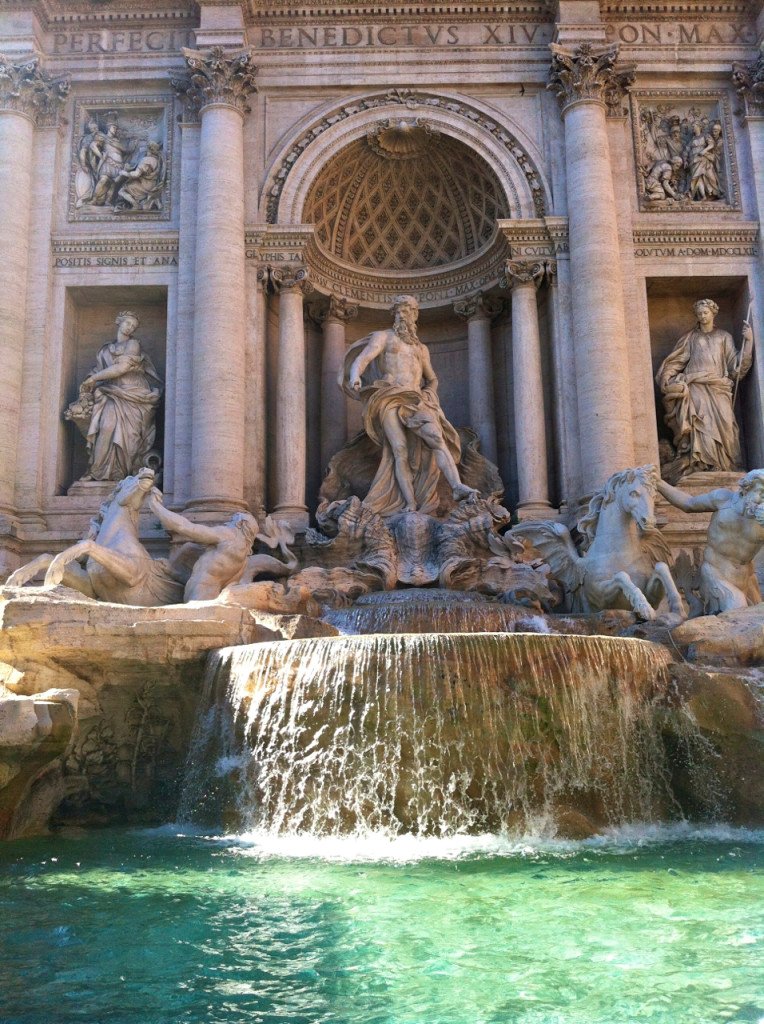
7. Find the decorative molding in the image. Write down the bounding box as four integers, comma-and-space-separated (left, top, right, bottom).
265, 89, 547, 224
0, 53, 69, 126
632, 222, 759, 259
496, 217, 569, 258
630, 91, 740, 214
501, 258, 546, 289
68, 96, 173, 222
171, 47, 257, 118
51, 234, 179, 269
266, 264, 312, 294
453, 292, 503, 321
548, 43, 636, 114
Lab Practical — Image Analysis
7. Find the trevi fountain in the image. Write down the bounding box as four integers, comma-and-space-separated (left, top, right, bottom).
0, 2, 763, 1022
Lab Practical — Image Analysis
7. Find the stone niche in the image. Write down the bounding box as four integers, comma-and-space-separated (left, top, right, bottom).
647, 276, 759, 471
57, 286, 168, 493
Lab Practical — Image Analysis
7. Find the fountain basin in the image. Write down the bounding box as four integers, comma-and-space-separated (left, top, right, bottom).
182, 631, 676, 838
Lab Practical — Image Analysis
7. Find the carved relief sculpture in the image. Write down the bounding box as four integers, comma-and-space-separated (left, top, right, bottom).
340, 295, 479, 516
657, 471, 764, 613
71, 101, 169, 218
634, 98, 736, 209
65, 311, 163, 482
656, 299, 753, 480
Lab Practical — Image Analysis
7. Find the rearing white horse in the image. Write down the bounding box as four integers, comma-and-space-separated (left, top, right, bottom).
513, 465, 686, 620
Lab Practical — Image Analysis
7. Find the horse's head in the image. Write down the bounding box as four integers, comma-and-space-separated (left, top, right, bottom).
616, 464, 658, 532
111, 468, 156, 511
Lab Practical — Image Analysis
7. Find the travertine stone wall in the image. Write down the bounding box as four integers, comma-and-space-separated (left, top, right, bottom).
0, 0, 761, 573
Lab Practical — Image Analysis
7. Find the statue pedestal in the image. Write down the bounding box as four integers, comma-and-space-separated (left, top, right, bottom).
67, 480, 115, 500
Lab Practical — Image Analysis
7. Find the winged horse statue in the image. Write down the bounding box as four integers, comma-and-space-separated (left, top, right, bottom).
512, 465, 686, 621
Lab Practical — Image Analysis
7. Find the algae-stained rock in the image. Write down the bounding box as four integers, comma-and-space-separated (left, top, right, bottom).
0, 589, 337, 834
671, 604, 764, 666
662, 663, 764, 825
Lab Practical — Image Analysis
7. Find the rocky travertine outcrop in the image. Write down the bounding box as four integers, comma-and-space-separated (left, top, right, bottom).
0, 588, 336, 836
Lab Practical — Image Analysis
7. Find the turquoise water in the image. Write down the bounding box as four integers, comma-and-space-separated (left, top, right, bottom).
0, 826, 762, 1024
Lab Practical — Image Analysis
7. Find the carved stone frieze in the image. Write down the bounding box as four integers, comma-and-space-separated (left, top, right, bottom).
496, 217, 568, 259
171, 47, 257, 118
733, 52, 764, 114
501, 259, 546, 290
631, 92, 739, 212
453, 293, 503, 321
632, 223, 759, 260
0, 53, 69, 127
265, 89, 547, 223
69, 97, 173, 222
547, 43, 635, 114
52, 235, 179, 270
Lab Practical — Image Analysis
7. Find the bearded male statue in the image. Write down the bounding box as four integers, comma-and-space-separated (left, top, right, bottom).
340, 295, 478, 516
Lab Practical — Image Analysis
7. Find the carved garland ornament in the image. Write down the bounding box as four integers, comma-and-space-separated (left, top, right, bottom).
548, 43, 635, 113
266, 89, 547, 223
171, 46, 257, 118
0, 53, 70, 126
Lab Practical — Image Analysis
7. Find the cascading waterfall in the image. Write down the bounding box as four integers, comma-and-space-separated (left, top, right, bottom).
179, 632, 678, 837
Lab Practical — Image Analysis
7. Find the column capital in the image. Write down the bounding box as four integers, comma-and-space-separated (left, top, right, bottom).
453, 292, 503, 322
548, 43, 635, 115
501, 259, 546, 291
171, 46, 257, 119
269, 265, 312, 296
544, 260, 558, 287
308, 294, 358, 328
0, 53, 69, 126
732, 51, 764, 116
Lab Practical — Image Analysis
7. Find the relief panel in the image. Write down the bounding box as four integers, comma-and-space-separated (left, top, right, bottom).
69, 96, 174, 222
631, 92, 739, 213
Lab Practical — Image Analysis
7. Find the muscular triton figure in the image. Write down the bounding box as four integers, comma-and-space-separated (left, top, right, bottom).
341, 294, 478, 516
657, 470, 764, 613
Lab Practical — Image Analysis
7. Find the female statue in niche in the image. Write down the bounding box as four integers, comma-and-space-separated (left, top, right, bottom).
656, 298, 753, 479
66, 311, 163, 482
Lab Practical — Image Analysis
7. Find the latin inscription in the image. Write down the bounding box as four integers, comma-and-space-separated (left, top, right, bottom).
634, 246, 758, 258
54, 254, 178, 268
606, 22, 756, 46
250, 24, 552, 48
51, 28, 195, 56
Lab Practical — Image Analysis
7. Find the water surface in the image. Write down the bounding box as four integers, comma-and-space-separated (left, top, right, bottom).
0, 825, 762, 1024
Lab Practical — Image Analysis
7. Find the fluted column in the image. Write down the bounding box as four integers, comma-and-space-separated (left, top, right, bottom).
453, 293, 501, 464
0, 55, 68, 526
503, 259, 552, 518
172, 47, 257, 516
273, 268, 311, 529
314, 295, 358, 471
548, 43, 636, 493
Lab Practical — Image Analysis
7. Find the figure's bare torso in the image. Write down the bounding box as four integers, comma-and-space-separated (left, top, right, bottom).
707, 500, 764, 567
373, 329, 426, 391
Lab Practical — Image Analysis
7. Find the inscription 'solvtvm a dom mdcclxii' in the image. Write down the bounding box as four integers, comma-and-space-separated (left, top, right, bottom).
0, 0, 762, 580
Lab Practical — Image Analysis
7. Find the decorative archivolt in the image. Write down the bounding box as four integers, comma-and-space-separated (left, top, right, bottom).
262, 89, 551, 227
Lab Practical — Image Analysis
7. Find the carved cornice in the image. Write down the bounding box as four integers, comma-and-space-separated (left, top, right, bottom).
453, 292, 503, 321
548, 43, 635, 114
244, 0, 552, 23
171, 46, 257, 118
496, 217, 569, 258
501, 258, 546, 290
733, 51, 764, 114
0, 53, 69, 126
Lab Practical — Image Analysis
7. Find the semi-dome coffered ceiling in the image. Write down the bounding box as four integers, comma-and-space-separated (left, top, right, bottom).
303, 121, 510, 272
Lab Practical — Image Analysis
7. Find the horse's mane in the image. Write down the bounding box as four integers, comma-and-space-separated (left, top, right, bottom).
577, 465, 659, 553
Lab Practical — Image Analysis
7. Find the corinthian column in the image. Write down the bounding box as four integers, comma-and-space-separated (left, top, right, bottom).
0, 55, 68, 527
314, 295, 358, 471
548, 43, 636, 493
503, 260, 552, 518
273, 267, 311, 529
172, 47, 257, 516
453, 293, 501, 464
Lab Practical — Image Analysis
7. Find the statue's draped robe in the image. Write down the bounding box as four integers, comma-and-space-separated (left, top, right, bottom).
656, 327, 751, 473
341, 339, 462, 516
87, 343, 162, 480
